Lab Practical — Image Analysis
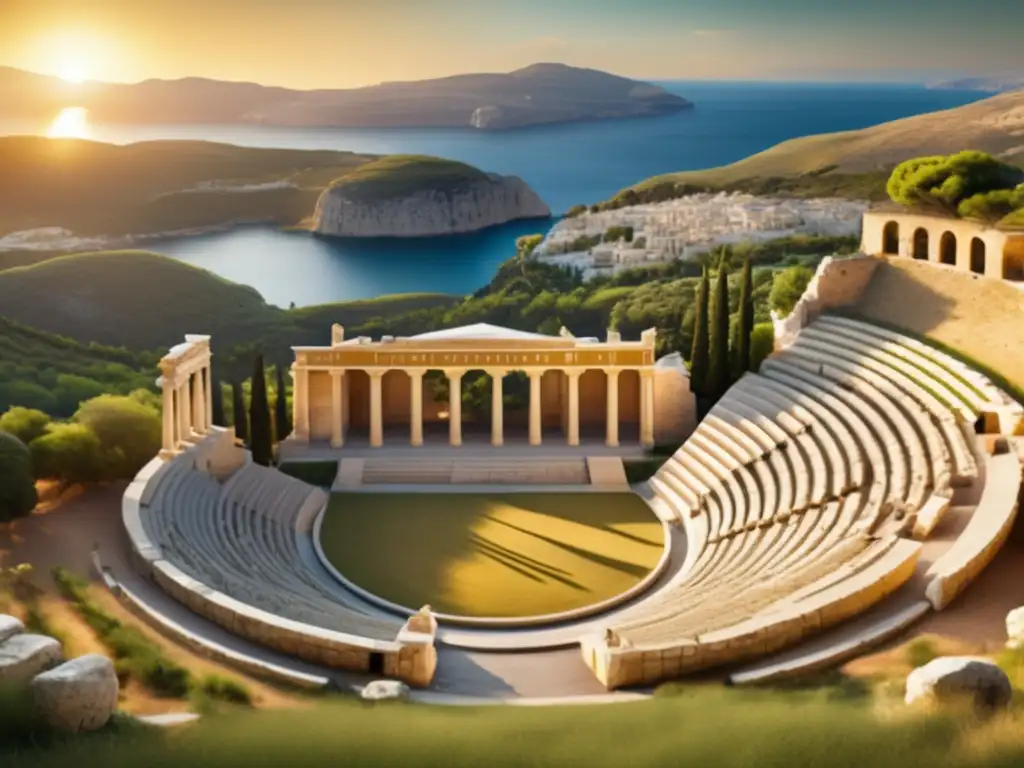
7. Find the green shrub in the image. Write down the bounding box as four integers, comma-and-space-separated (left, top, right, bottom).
52, 567, 192, 698
749, 323, 776, 372
29, 423, 102, 483
0, 431, 37, 523
958, 187, 1023, 223
905, 638, 939, 669
73, 395, 161, 480
564, 204, 587, 218
603, 225, 634, 243
769, 265, 814, 318
887, 151, 1024, 214
0, 407, 51, 445
198, 674, 252, 706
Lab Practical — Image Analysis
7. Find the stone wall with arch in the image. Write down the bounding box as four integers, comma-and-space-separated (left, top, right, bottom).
862, 210, 1023, 282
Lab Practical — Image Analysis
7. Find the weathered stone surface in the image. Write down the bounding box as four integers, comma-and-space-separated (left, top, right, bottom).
1007, 606, 1024, 648
313, 175, 550, 238
0, 613, 24, 643
905, 657, 1013, 710
361, 679, 410, 702
0, 633, 63, 684
30, 654, 119, 733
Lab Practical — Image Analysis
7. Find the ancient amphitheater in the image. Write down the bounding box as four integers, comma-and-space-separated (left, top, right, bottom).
105, 213, 1023, 700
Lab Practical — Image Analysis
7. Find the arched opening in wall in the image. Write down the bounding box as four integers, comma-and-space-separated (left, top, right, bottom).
579, 369, 609, 443
1004, 239, 1024, 281
970, 238, 986, 275
940, 232, 957, 266
882, 221, 899, 255
912, 228, 929, 260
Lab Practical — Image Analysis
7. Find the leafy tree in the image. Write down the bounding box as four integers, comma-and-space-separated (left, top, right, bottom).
74, 395, 161, 480
231, 381, 248, 443
886, 151, 1024, 214
515, 234, 544, 257
274, 365, 291, 443
52, 374, 107, 417
211, 377, 226, 427
0, 380, 57, 414
957, 187, 1024, 224
688, 269, 710, 398
29, 423, 101, 484
0, 407, 51, 445
708, 259, 731, 400
735, 257, 754, 378
248, 356, 273, 466
769, 266, 815, 318
749, 323, 776, 373
0, 431, 37, 522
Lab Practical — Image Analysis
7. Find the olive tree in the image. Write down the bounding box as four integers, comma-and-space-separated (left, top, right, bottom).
0, 431, 37, 522
887, 151, 1024, 214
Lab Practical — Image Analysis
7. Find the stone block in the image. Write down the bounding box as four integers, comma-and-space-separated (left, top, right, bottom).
906, 657, 1012, 711
30, 654, 118, 733
1006, 606, 1024, 649
0, 614, 24, 644
361, 679, 409, 702
0, 634, 63, 684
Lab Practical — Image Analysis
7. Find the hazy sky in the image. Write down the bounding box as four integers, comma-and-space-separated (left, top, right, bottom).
2, 0, 1021, 88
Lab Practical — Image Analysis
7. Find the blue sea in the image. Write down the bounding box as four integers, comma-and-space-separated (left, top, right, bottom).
3, 81, 986, 306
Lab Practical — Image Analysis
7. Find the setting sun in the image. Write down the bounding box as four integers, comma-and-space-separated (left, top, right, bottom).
56, 55, 89, 83
47, 107, 91, 139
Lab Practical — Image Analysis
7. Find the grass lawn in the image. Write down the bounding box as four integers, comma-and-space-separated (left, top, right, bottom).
318, 493, 664, 618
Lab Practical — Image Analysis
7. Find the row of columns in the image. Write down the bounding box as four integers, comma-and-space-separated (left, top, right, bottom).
161, 363, 213, 454
293, 367, 656, 449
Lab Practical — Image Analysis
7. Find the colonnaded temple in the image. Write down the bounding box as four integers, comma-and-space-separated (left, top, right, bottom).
285, 323, 696, 452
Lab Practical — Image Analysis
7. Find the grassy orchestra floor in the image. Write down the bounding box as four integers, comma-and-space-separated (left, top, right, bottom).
317, 493, 665, 619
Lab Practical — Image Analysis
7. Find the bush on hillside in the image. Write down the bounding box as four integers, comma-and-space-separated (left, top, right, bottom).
957, 186, 1024, 224
603, 225, 634, 243
769, 266, 814, 318
0, 431, 37, 522
29, 423, 102, 484
0, 407, 51, 445
886, 151, 1024, 215
73, 395, 161, 480
749, 323, 776, 372
515, 234, 544, 257
0, 380, 57, 415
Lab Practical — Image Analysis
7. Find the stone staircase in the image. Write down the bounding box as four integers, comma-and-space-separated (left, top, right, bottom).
356, 457, 590, 485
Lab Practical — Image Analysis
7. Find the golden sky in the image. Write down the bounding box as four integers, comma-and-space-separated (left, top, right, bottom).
2, 0, 1021, 88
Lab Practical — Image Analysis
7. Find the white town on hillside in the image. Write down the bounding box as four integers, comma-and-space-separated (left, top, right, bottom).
535, 193, 868, 278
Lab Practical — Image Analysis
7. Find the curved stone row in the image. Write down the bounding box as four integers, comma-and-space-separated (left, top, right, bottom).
583, 316, 1020, 689
125, 434, 438, 687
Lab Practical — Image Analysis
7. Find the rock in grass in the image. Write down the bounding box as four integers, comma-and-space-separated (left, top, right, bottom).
30, 654, 119, 733
905, 657, 1012, 711
0, 633, 63, 684
0, 614, 24, 644
1006, 606, 1024, 649
361, 679, 410, 702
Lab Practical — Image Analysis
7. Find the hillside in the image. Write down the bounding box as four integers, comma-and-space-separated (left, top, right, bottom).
0, 250, 458, 354
0, 63, 692, 131
625, 90, 1024, 199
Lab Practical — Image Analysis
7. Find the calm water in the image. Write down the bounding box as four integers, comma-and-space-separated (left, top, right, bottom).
4, 82, 985, 305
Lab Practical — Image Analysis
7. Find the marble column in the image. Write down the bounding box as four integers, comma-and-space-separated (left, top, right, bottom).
447, 370, 464, 447
606, 369, 620, 448
640, 370, 655, 448
528, 371, 543, 447
162, 380, 175, 453
490, 370, 504, 447
176, 383, 190, 446
330, 370, 344, 448
203, 364, 213, 429
567, 370, 581, 447
408, 369, 425, 447
369, 370, 384, 448
191, 371, 205, 435
292, 366, 309, 442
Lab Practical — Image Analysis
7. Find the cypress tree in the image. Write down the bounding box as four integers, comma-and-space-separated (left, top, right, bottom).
274, 364, 291, 442
249, 355, 273, 466
708, 258, 731, 399
231, 381, 248, 444
736, 256, 755, 376
688, 268, 710, 398
210, 375, 225, 427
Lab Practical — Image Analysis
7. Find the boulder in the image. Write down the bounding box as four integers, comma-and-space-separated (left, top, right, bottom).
0, 633, 63, 684
361, 679, 410, 702
905, 657, 1013, 711
1007, 606, 1024, 649
30, 654, 119, 733
0, 613, 25, 643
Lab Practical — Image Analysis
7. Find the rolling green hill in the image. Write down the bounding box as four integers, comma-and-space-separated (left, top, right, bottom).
326, 155, 490, 202
614, 90, 1024, 204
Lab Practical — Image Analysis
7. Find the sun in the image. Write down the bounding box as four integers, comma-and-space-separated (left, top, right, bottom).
55, 53, 90, 84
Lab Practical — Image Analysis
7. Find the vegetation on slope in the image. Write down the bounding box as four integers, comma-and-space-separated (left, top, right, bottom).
325, 155, 489, 201
0, 136, 376, 239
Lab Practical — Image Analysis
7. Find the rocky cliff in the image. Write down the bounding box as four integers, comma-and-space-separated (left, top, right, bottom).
313, 169, 551, 237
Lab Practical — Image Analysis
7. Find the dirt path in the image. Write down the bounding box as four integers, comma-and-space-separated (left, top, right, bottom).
0, 483, 304, 715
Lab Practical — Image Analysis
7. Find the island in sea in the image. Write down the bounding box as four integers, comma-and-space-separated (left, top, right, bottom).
312, 156, 550, 238
0, 62, 692, 131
